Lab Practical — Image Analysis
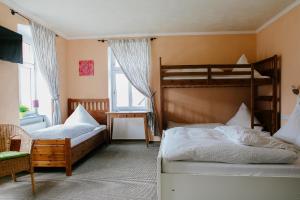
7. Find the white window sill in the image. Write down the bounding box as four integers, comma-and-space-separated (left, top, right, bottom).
20, 114, 45, 126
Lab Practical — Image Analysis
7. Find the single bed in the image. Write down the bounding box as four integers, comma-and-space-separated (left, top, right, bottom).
31, 98, 109, 176
157, 124, 300, 200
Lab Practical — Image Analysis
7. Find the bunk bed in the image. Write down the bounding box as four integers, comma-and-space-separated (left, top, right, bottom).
159, 55, 280, 134
156, 56, 300, 200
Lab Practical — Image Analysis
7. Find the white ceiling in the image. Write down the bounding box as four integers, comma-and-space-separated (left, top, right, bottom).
1, 0, 297, 39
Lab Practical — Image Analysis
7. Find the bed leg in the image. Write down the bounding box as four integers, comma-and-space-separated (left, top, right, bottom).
105, 129, 109, 145
66, 165, 72, 176
65, 138, 72, 176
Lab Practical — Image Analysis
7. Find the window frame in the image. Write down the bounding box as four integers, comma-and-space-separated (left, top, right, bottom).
18, 24, 38, 116
109, 48, 147, 112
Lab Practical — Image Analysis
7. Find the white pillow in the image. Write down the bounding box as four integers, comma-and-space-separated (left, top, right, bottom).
274, 97, 300, 147
64, 104, 100, 127
226, 103, 263, 130
234, 54, 262, 78
236, 54, 249, 64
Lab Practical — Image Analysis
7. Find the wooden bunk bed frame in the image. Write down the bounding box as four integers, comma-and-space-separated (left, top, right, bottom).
156, 56, 297, 200
159, 55, 280, 134
32, 98, 109, 176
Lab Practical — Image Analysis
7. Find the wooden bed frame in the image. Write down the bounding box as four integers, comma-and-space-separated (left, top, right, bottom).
31, 98, 109, 176
159, 55, 280, 134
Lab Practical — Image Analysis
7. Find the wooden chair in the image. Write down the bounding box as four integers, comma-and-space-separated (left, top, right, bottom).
0, 124, 35, 193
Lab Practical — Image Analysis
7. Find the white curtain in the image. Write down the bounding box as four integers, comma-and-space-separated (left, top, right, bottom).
108, 38, 158, 135
30, 21, 61, 125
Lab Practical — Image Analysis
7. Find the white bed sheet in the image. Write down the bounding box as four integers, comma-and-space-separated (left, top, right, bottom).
162, 154, 300, 178
71, 125, 106, 147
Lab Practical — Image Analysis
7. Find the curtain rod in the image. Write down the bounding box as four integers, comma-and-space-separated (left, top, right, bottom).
10, 9, 30, 21
10, 9, 59, 37
98, 37, 157, 43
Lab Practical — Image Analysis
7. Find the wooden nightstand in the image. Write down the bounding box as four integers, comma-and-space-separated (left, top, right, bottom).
106, 111, 150, 147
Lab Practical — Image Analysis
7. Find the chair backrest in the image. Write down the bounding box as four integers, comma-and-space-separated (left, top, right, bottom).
0, 126, 12, 152
0, 124, 32, 153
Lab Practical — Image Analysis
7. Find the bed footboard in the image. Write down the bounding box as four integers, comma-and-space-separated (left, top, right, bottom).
32, 138, 72, 176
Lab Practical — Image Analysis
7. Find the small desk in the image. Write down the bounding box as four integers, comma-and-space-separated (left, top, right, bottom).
106, 111, 150, 147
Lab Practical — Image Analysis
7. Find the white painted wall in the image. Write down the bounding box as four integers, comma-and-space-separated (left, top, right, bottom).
112, 118, 146, 139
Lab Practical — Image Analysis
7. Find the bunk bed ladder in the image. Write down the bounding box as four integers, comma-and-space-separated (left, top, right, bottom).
271, 56, 278, 133
251, 56, 279, 134
250, 64, 255, 129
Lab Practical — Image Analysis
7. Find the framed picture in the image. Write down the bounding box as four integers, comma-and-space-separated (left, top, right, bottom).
79, 60, 94, 76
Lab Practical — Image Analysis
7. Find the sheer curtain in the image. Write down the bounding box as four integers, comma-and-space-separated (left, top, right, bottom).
30, 21, 61, 125
108, 38, 158, 135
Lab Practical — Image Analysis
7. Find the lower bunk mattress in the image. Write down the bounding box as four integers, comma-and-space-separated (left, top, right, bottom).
162, 156, 300, 178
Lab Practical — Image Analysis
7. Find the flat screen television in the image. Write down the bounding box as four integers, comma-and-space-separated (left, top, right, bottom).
0, 26, 23, 64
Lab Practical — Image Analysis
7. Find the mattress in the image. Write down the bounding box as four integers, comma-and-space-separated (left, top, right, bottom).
71, 125, 106, 147
30, 125, 106, 147
162, 154, 300, 178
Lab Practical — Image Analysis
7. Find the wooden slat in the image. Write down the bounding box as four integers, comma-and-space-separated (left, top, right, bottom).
254, 110, 273, 113
32, 154, 65, 161
32, 161, 66, 167
34, 140, 66, 145
32, 146, 65, 154
162, 71, 252, 77
161, 78, 272, 88
255, 96, 273, 101
211, 71, 251, 75
162, 72, 208, 76
161, 64, 251, 69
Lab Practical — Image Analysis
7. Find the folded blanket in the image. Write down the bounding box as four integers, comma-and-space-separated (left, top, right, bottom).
215, 126, 298, 153
162, 127, 298, 164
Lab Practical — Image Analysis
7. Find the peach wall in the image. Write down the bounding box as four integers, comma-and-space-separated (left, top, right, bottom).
65, 35, 256, 125
151, 35, 256, 124
66, 40, 108, 99
0, 2, 68, 124
2, 1, 299, 131
257, 5, 300, 118
0, 3, 27, 125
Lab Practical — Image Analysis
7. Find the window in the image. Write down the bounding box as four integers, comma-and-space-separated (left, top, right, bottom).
18, 25, 37, 117
109, 49, 147, 111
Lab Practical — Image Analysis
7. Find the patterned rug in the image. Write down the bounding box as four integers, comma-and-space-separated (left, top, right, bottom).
0, 142, 159, 200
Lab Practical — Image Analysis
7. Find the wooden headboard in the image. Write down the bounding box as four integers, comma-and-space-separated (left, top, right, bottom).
67, 98, 109, 125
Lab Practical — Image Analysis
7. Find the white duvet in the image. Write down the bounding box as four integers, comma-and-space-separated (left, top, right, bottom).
162, 126, 298, 164
30, 123, 98, 140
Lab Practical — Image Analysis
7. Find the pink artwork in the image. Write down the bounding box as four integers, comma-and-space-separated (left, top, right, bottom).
79, 60, 94, 76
